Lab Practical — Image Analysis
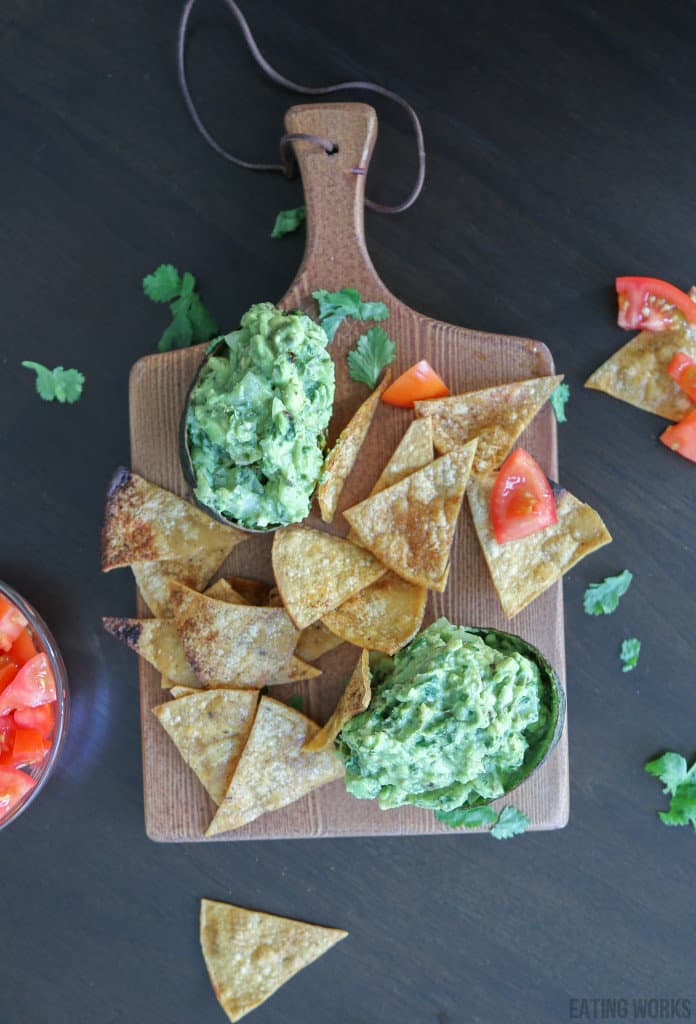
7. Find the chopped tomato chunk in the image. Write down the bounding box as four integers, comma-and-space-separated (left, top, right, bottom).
0, 653, 56, 715
660, 410, 696, 464
381, 360, 450, 408
0, 596, 28, 653
490, 448, 557, 544
0, 715, 15, 755
0, 766, 36, 821
616, 276, 696, 332
666, 351, 696, 404
0, 727, 51, 768
14, 703, 55, 741
0, 656, 18, 692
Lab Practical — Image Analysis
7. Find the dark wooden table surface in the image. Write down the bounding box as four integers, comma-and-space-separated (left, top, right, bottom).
1, 2, 694, 1022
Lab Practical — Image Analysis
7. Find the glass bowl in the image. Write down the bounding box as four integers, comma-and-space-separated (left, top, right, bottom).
0, 581, 70, 830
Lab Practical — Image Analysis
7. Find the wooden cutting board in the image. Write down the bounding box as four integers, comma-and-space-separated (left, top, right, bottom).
129, 103, 568, 841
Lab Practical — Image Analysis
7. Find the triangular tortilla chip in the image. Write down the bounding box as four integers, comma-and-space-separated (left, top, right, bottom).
343, 440, 478, 591
171, 585, 298, 687
168, 684, 199, 698
585, 328, 696, 421
102, 616, 198, 686
101, 467, 245, 570
294, 621, 343, 662
131, 545, 238, 618
225, 577, 273, 606
206, 697, 344, 835
303, 651, 371, 753
468, 474, 612, 617
322, 572, 427, 655
200, 899, 347, 1023
272, 527, 387, 630
317, 372, 391, 523
414, 375, 562, 473
152, 690, 258, 805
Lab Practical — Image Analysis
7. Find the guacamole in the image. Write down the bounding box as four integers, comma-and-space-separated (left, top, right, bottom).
337, 619, 551, 812
186, 303, 335, 529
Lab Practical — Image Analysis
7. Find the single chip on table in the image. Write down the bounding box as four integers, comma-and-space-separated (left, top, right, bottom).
317, 371, 391, 523
468, 474, 612, 618
200, 898, 347, 1023
585, 328, 696, 421
413, 375, 562, 474
303, 650, 371, 753
343, 440, 478, 591
102, 616, 198, 687
206, 697, 344, 835
322, 573, 427, 655
152, 690, 258, 805
272, 527, 387, 630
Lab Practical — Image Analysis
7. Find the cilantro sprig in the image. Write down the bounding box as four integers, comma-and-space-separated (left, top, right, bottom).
436, 803, 529, 839
347, 326, 396, 389
645, 753, 696, 831
312, 287, 389, 342
143, 265, 219, 352
271, 206, 306, 238
287, 694, 305, 713
620, 637, 641, 672
583, 570, 633, 615
550, 382, 570, 423
22, 362, 85, 404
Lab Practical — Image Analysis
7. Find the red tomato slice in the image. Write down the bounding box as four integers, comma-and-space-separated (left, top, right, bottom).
8, 628, 37, 668
0, 656, 18, 692
0, 727, 51, 768
0, 596, 28, 653
616, 277, 696, 332
0, 715, 15, 755
666, 351, 696, 404
13, 703, 55, 741
0, 653, 56, 715
381, 360, 450, 408
660, 409, 696, 464
0, 766, 36, 820
490, 448, 557, 544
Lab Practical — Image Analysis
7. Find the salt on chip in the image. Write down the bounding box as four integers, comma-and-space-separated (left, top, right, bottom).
343, 440, 478, 591
322, 572, 427, 655
294, 621, 343, 662
102, 616, 198, 687
585, 328, 696, 421
272, 527, 387, 630
317, 372, 391, 523
414, 375, 562, 474
303, 650, 371, 753
200, 898, 347, 1023
468, 473, 612, 618
152, 690, 258, 805
206, 697, 344, 835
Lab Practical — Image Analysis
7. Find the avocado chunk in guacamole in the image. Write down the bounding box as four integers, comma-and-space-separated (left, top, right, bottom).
186, 302, 335, 529
337, 619, 551, 812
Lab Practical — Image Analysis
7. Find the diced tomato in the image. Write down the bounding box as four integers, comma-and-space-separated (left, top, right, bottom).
0, 715, 15, 755
0, 727, 51, 769
13, 703, 55, 741
381, 360, 450, 408
660, 409, 696, 464
490, 448, 557, 544
0, 766, 36, 821
0, 653, 56, 715
666, 351, 696, 404
8, 628, 37, 668
0, 656, 18, 692
616, 277, 696, 332
0, 596, 28, 653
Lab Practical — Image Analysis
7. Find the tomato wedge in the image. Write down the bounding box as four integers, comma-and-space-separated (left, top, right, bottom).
14, 703, 55, 741
0, 766, 36, 820
0, 653, 56, 715
381, 360, 450, 408
660, 409, 696, 465
490, 448, 557, 544
616, 277, 696, 332
0, 656, 18, 692
8, 628, 37, 667
0, 715, 15, 755
0, 596, 28, 653
0, 727, 50, 768
666, 351, 696, 404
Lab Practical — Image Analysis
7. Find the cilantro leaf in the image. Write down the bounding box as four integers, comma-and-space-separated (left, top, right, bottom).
347, 326, 396, 389
645, 752, 689, 796
22, 362, 85, 404
645, 752, 696, 831
312, 287, 389, 341
143, 264, 181, 303
658, 782, 696, 828
583, 570, 633, 615
187, 294, 219, 344
271, 206, 306, 239
435, 805, 498, 829
158, 309, 193, 352
620, 637, 641, 672
287, 694, 305, 712
144, 265, 219, 351
550, 381, 570, 423
490, 805, 530, 840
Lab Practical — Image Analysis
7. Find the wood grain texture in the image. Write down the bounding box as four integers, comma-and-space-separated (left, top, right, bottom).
130, 102, 567, 841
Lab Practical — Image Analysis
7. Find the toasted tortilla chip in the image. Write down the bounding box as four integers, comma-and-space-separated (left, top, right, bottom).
317, 372, 391, 523
322, 572, 427, 655
101, 467, 245, 571
468, 474, 612, 617
585, 328, 696, 421
152, 690, 258, 805
343, 440, 478, 591
171, 585, 298, 687
200, 899, 347, 1023
414, 375, 562, 473
225, 577, 272, 606
272, 527, 387, 630
303, 651, 371, 753
204, 578, 246, 603
265, 586, 283, 608
131, 546, 235, 618
168, 684, 199, 698
206, 697, 344, 835
294, 621, 343, 662
102, 616, 198, 686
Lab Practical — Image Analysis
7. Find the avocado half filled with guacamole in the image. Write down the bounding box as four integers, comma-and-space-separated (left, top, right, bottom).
336, 619, 564, 814
183, 302, 335, 530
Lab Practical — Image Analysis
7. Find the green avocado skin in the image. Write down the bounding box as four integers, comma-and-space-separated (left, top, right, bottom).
337, 619, 556, 812
186, 303, 335, 530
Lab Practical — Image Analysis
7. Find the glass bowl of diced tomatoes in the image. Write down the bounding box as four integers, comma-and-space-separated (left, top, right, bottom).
0, 582, 69, 829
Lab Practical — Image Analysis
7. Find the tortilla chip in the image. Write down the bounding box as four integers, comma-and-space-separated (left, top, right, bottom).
200, 899, 347, 1023
102, 616, 198, 686
317, 372, 391, 523
468, 474, 612, 617
225, 577, 272, 606
322, 572, 427, 655
272, 527, 387, 630
343, 440, 478, 591
204, 578, 246, 603
131, 547, 235, 618
168, 685, 199, 698
265, 586, 283, 608
585, 328, 696, 421
294, 621, 344, 662
152, 690, 258, 805
414, 375, 562, 473
171, 585, 298, 687
206, 697, 344, 835
101, 467, 245, 571
303, 650, 371, 753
